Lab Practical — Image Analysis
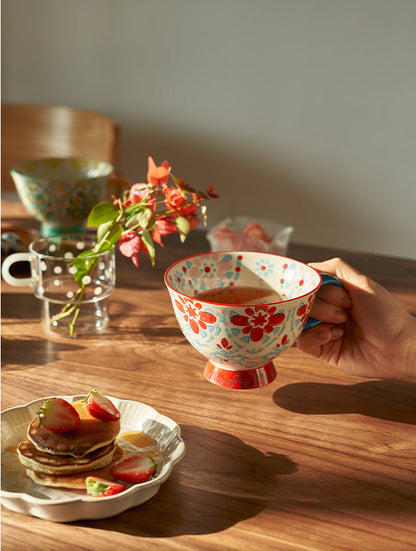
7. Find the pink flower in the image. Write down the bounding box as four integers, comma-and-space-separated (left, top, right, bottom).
164, 187, 185, 210
147, 156, 171, 186
126, 184, 154, 207
154, 216, 178, 236
163, 186, 200, 218
153, 213, 200, 239
230, 306, 285, 342
151, 217, 177, 249
187, 213, 200, 231
118, 231, 147, 267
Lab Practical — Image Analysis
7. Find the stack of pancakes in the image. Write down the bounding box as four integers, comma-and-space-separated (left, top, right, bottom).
17, 400, 123, 489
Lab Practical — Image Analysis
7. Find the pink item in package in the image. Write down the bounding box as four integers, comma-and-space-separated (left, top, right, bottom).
207, 217, 293, 255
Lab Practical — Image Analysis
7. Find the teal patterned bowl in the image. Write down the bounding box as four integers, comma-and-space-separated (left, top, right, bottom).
10, 158, 114, 236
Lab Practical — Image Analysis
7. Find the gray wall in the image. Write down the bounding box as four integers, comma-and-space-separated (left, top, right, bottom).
2, 0, 415, 259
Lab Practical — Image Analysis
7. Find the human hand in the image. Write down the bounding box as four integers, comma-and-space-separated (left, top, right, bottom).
297, 258, 416, 382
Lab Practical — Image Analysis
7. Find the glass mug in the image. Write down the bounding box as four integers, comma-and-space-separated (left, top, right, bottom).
2, 234, 115, 337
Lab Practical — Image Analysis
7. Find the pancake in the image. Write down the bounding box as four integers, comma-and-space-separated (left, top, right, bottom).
25, 444, 125, 489
27, 400, 120, 457
17, 438, 117, 475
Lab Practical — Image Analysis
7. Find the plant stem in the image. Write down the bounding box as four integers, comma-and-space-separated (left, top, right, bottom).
49, 216, 122, 336
49, 255, 101, 337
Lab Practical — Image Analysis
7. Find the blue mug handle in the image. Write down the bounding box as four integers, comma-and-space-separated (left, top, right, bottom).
303, 274, 343, 331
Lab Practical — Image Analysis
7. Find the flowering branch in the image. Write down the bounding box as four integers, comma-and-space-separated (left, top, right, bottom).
50, 156, 219, 336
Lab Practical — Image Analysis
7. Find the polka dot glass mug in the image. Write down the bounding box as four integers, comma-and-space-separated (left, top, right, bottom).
165, 251, 341, 389
1, 234, 115, 337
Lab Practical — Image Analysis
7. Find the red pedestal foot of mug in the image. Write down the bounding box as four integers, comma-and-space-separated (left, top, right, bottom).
204, 361, 276, 389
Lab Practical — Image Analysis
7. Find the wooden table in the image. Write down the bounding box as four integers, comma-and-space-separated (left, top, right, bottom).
2, 199, 416, 551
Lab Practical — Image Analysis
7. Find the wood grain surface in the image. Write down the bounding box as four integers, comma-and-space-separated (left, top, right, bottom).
2, 199, 416, 551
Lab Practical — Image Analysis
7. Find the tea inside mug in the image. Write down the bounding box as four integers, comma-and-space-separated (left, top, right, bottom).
196, 285, 284, 305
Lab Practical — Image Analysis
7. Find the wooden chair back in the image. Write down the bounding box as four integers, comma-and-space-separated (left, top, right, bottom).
1, 104, 120, 192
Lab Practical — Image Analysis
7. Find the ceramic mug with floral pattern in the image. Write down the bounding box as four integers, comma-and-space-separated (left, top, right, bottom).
165, 251, 341, 389
10, 157, 114, 237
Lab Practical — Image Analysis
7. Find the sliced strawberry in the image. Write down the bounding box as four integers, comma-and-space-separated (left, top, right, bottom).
86, 476, 126, 498
110, 454, 156, 484
36, 397, 81, 433
86, 389, 120, 422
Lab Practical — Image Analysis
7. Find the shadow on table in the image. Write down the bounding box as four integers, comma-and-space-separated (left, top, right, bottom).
273, 379, 416, 425
1, 292, 40, 320
75, 424, 297, 536
1, 336, 82, 370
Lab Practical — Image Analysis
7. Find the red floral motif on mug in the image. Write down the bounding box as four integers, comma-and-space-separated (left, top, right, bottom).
276, 334, 289, 348
217, 337, 233, 350
297, 296, 314, 325
230, 306, 285, 342
174, 296, 217, 334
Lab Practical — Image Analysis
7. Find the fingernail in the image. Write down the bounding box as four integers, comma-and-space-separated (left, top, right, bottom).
334, 309, 348, 322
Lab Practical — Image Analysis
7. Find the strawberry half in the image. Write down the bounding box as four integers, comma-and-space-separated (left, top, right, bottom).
36, 397, 81, 433
110, 454, 156, 484
86, 476, 126, 498
86, 389, 121, 422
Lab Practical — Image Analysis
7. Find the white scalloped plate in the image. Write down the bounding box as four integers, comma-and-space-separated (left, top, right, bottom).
1, 395, 185, 522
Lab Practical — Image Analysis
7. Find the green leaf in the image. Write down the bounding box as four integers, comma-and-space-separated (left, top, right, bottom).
171, 173, 180, 185
175, 216, 191, 243
140, 231, 156, 266
96, 221, 123, 248
76, 249, 98, 258
136, 208, 155, 231
70, 256, 96, 286
87, 201, 118, 227
125, 203, 141, 216
95, 241, 116, 254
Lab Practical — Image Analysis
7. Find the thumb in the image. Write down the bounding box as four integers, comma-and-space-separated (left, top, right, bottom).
308, 258, 374, 295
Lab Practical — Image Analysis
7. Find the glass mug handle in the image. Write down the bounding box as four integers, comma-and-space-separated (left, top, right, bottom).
303, 274, 343, 331
1, 252, 32, 287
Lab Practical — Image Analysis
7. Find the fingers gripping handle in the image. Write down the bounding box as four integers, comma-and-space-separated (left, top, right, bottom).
1, 252, 32, 287
303, 274, 343, 331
